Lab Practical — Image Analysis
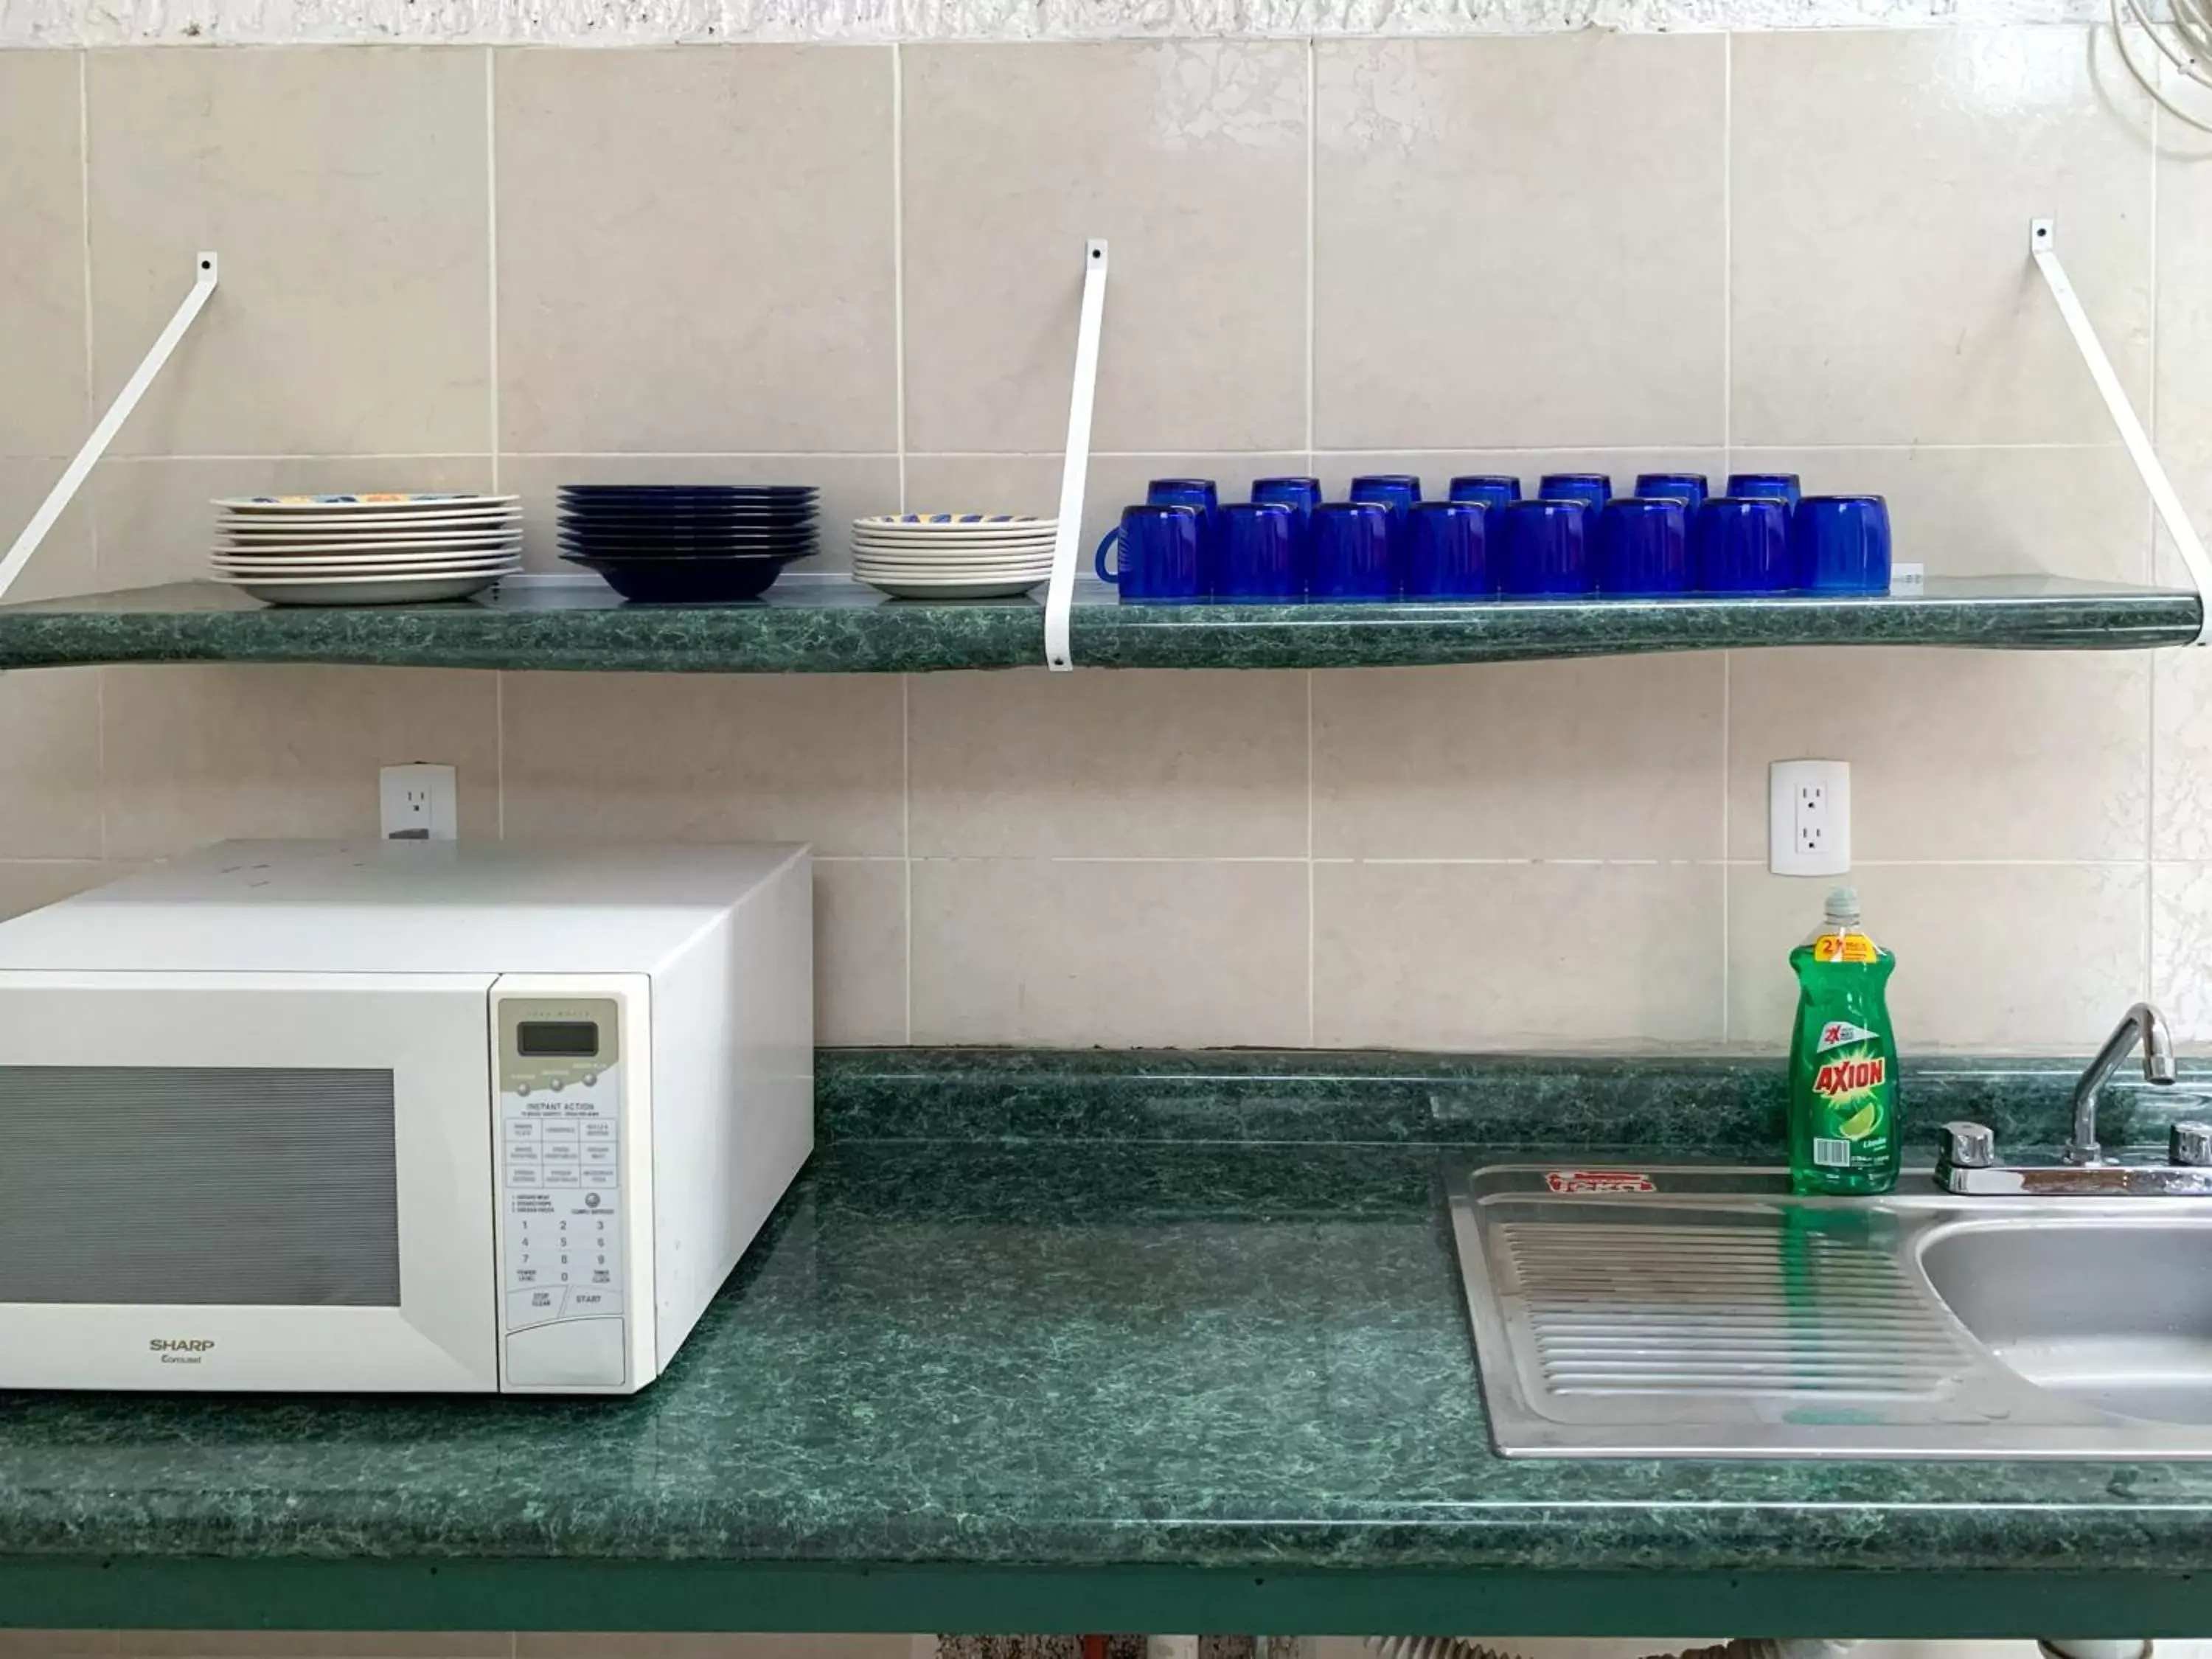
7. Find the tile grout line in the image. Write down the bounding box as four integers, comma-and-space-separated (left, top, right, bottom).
1305, 34, 1318, 1048
87, 442, 2137, 465
1720, 654, 1731, 1040
1304, 34, 1317, 473
1718, 29, 1733, 1042
880, 854, 2154, 868
487, 51, 504, 845
77, 48, 100, 602
80, 49, 110, 863
892, 41, 908, 512
75, 47, 94, 437
1720, 29, 1733, 455
1306, 667, 1316, 1046
485, 48, 501, 493
104, 453, 504, 465
494, 671, 506, 841
2145, 88, 2160, 1000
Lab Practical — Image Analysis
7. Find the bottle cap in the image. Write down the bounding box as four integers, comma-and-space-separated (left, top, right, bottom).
1824, 884, 1860, 926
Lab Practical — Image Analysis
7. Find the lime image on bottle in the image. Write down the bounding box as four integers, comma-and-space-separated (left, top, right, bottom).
1787, 884, 1899, 1196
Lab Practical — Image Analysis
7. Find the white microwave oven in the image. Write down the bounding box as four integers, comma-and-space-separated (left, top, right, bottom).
0, 838, 813, 1395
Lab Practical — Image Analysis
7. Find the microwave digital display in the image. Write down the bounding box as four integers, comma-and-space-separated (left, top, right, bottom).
516, 1020, 599, 1059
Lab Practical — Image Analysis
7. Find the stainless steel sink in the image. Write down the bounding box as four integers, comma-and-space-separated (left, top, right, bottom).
1449, 1163, 2212, 1458
1922, 1218, 2212, 1427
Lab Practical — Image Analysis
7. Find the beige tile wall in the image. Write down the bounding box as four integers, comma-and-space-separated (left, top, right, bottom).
1, 32, 2206, 1051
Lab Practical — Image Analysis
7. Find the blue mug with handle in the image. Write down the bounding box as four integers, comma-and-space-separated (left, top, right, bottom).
1095, 478, 1220, 593
1096, 504, 1203, 603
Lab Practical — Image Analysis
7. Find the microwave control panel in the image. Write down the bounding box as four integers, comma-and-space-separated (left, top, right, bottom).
495, 995, 626, 1378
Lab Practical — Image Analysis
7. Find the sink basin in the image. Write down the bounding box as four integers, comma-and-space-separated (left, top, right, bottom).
1449, 1163, 2212, 1458
1920, 1219, 2212, 1426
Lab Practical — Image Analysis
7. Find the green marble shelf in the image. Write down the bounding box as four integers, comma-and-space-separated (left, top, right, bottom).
0, 574, 2196, 674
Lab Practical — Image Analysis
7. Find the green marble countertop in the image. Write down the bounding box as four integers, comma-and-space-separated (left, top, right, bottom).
0, 574, 2195, 674
9, 1050, 2212, 1634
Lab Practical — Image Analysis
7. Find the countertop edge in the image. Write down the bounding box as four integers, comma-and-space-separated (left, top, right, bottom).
5, 1557, 2212, 1637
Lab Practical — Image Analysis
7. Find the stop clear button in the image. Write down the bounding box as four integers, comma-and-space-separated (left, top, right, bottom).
506, 1318, 625, 1389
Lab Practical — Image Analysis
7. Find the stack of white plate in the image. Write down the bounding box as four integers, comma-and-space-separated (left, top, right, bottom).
850, 514, 1058, 599
209, 493, 524, 605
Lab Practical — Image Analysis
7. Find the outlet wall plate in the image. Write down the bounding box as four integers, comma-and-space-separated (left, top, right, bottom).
1769, 758, 1851, 877
380, 762, 458, 841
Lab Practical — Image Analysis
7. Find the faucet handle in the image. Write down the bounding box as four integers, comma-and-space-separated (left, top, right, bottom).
2172, 1121, 2212, 1167
1941, 1121, 1996, 1169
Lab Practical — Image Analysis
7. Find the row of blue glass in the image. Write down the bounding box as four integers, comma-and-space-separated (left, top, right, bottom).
1094, 472, 1893, 602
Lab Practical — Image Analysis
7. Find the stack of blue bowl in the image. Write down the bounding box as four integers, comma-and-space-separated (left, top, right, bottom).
558, 484, 818, 602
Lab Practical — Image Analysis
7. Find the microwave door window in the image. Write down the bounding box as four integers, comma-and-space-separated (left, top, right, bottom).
0, 1066, 400, 1307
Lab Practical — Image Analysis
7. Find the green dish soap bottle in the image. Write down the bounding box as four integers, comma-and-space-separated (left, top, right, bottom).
1787, 884, 1899, 1196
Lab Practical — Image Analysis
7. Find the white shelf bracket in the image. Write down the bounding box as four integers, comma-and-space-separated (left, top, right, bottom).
1044, 238, 1109, 672
0, 251, 220, 606
2029, 218, 2212, 644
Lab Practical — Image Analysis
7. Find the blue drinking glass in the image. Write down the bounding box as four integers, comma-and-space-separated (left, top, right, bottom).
1596, 498, 1691, 597
1218, 501, 1300, 601
1147, 477, 1220, 514
1635, 473, 1710, 515
1404, 501, 1492, 599
1252, 476, 1321, 522
1445, 479, 1518, 569
1449, 475, 1522, 510
1348, 473, 1422, 514
1148, 477, 1222, 594
1252, 476, 1320, 593
1726, 472, 1801, 507
1309, 502, 1394, 600
1694, 497, 1792, 594
1348, 475, 1422, 594
1095, 504, 1203, 604
1500, 498, 1592, 596
1537, 473, 1612, 523
1794, 495, 1892, 594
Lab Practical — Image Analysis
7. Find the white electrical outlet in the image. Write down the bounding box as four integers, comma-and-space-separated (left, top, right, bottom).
379, 762, 458, 842
1768, 759, 1851, 877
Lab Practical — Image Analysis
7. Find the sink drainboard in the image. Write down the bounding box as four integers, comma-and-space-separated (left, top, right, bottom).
1503, 1221, 1972, 1397
1451, 1163, 2212, 1458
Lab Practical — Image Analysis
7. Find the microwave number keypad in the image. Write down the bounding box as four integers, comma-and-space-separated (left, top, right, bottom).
496, 997, 625, 1338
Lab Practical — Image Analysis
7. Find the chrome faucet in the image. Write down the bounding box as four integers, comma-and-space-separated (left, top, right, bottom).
1935, 1001, 2197, 1194
2067, 1001, 2177, 1164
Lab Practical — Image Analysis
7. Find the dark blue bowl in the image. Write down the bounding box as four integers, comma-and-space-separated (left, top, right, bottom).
560, 552, 791, 601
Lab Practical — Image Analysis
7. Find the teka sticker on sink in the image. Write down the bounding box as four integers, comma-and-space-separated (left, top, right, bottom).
1545, 1170, 1658, 1194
